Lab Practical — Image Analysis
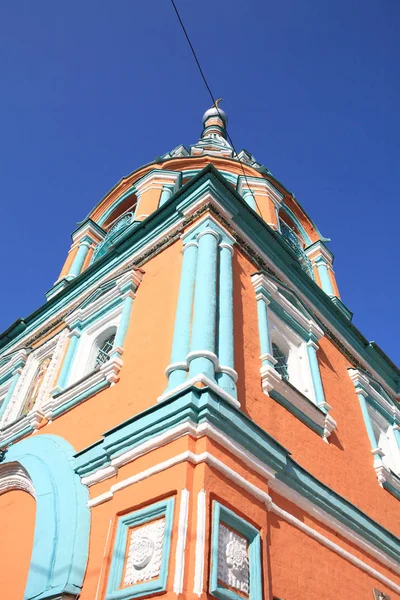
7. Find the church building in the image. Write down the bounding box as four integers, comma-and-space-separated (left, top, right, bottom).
0, 105, 399, 600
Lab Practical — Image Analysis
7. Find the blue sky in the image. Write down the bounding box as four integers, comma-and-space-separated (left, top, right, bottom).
0, 1, 399, 365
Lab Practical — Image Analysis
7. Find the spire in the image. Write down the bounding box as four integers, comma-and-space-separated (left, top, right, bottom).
201, 99, 228, 139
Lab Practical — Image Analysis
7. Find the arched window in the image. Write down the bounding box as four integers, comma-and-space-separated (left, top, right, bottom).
278, 212, 314, 280
19, 356, 52, 417
272, 343, 289, 381
89, 327, 117, 373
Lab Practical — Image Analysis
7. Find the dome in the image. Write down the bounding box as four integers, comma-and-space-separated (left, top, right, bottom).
202, 104, 228, 127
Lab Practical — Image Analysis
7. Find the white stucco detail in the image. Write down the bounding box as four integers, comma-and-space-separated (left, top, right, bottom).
123, 518, 165, 586
218, 524, 249, 595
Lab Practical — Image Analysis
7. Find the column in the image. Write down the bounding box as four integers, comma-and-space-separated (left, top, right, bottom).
315, 258, 334, 296
256, 295, 274, 368
0, 368, 23, 420
159, 185, 174, 207
217, 242, 237, 397
111, 294, 134, 359
357, 391, 379, 449
67, 241, 91, 279
306, 340, 326, 407
393, 424, 400, 449
53, 330, 81, 392
242, 190, 257, 211
188, 229, 219, 381
167, 241, 198, 389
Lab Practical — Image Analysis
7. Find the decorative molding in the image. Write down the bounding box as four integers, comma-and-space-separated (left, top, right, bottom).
193, 489, 206, 597
173, 489, 190, 594
77, 404, 399, 575
123, 518, 165, 585
105, 498, 174, 600
0, 461, 35, 498
90, 449, 400, 594
210, 502, 261, 600
1, 329, 68, 430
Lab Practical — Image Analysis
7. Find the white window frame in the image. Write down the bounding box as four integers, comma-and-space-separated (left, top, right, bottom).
252, 273, 336, 441
0, 330, 68, 442
349, 368, 400, 499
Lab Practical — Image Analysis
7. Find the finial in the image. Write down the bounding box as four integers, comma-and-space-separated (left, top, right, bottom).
201, 99, 228, 139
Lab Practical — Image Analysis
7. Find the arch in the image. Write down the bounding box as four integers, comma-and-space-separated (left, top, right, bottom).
2, 434, 90, 600
98, 187, 137, 228
279, 205, 312, 246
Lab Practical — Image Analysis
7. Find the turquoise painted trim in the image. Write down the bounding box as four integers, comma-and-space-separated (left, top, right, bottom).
242, 190, 257, 211
1, 422, 34, 447
270, 389, 325, 436
189, 229, 219, 381
316, 259, 334, 296
217, 243, 237, 397
112, 295, 133, 351
0, 368, 22, 419
280, 204, 312, 245
73, 387, 400, 563
383, 478, 400, 501
72, 217, 105, 240
159, 185, 174, 207
306, 343, 326, 407
52, 378, 110, 418
0, 165, 398, 394
255, 297, 273, 367
70, 294, 124, 331
106, 497, 174, 600
210, 502, 262, 600
68, 242, 90, 278
98, 186, 138, 227
393, 427, 400, 449
168, 241, 198, 389
3, 435, 89, 600
55, 331, 80, 390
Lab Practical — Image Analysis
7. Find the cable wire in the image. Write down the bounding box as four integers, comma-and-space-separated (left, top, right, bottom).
169, 0, 262, 214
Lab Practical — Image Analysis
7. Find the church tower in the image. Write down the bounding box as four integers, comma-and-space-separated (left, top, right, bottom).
0, 106, 399, 600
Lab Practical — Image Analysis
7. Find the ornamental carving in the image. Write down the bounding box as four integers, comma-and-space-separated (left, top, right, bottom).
123, 518, 165, 586
218, 523, 249, 595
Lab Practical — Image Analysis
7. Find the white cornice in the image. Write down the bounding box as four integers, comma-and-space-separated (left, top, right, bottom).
83, 434, 400, 591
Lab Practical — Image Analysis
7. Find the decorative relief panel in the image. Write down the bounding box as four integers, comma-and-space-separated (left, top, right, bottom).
210, 502, 262, 600
218, 524, 249, 596
105, 498, 174, 600
123, 518, 165, 586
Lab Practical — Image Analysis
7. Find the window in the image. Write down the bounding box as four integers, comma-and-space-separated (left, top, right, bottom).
93, 331, 116, 370
252, 273, 336, 440
19, 356, 52, 417
349, 368, 400, 499
272, 343, 289, 381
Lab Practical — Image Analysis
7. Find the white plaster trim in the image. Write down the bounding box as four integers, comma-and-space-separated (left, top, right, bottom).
157, 373, 240, 408
261, 365, 336, 440
81, 420, 276, 488
0, 349, 29, 382
270, 502, 400, 594
237, 175, 284, 207
304, 241, 334, 264
374, 461, 400, 496
165, 362, 188, 377
1, 192, 395, 400
349, 369, 399, 420
134, 170, 180, 196
173, 489, 190, 594
0, 409, 44, 445
82, 420, 399, 578
0, 462, 35, 498
43, 356, 117, 420
88, 449, 400, 593
182, 211, 235, 245
72, 222, 105, 244
186, 350, 219, 369
193, 489, 206, 597
1, 330, 68, 428
251, 272, 324, 340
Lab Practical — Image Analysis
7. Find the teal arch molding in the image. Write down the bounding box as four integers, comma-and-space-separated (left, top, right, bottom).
2, 434, 90, 600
